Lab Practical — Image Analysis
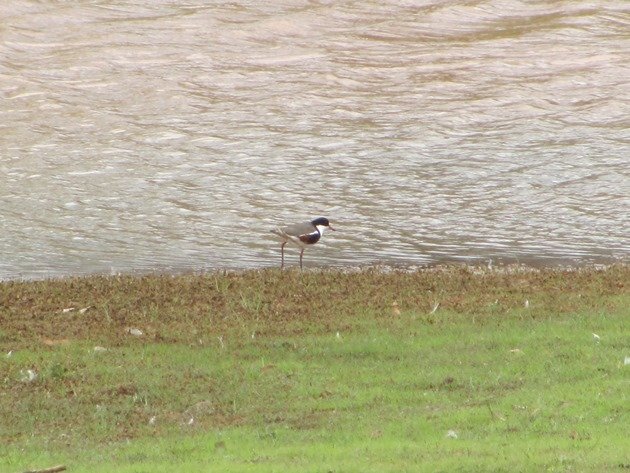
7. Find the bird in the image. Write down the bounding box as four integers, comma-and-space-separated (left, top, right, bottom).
271, 217, 336, 269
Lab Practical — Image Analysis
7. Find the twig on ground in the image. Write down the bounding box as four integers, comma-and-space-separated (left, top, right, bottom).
22, 466, 67, 473
486, 400, 506, 421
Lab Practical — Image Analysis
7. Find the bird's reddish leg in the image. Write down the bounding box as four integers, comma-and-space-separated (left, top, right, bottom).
299, 248, 304, 270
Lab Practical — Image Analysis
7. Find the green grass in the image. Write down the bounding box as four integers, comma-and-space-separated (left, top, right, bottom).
1, 265, 628, 472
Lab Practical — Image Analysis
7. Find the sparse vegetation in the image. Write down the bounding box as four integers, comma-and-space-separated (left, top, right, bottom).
1, 265, 628, 472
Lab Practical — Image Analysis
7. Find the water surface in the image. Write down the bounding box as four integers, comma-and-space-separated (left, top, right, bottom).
1, 0, 629, 278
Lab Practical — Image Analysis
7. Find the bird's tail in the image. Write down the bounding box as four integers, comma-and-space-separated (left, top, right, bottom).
270, 228, 287, 239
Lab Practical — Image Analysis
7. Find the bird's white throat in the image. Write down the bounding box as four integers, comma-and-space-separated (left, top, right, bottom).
315, 224, 327, 235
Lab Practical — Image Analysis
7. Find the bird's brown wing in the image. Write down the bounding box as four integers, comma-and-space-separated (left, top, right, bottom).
281, 221, 316, 237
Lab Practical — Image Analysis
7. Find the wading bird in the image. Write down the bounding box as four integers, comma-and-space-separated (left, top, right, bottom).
271, 217, 336, 269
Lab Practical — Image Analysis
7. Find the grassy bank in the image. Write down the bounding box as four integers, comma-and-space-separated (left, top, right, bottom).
1, 265, 628, 472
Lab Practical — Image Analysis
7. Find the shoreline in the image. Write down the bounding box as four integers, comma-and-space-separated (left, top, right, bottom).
2, 263, 627, 349
2, 258, 628, 283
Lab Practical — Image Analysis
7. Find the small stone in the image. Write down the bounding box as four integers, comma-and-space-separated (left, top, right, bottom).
20, 369, 38, 383
391, 301, 401, 316
446, 430, 458, 439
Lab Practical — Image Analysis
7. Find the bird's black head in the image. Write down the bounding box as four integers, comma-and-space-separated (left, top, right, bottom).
311, 217, 335, 231
311, 217, 330, 227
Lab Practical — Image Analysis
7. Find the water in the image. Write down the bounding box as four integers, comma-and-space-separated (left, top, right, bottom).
1, 0, 629, 279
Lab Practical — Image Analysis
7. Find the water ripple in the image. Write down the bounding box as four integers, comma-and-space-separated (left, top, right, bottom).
1, 0, 628, 278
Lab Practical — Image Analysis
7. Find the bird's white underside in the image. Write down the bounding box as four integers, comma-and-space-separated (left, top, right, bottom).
315, 224, 327, 236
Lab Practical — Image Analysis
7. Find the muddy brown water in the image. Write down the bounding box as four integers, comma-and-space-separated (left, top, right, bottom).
1, 1, 629, 279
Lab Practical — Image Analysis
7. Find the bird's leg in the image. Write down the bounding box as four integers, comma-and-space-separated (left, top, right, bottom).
299, 248, 304, 270
281, 242, 286, 269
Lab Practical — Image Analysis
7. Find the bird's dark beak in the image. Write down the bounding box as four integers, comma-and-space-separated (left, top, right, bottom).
329, 225, 336, 231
